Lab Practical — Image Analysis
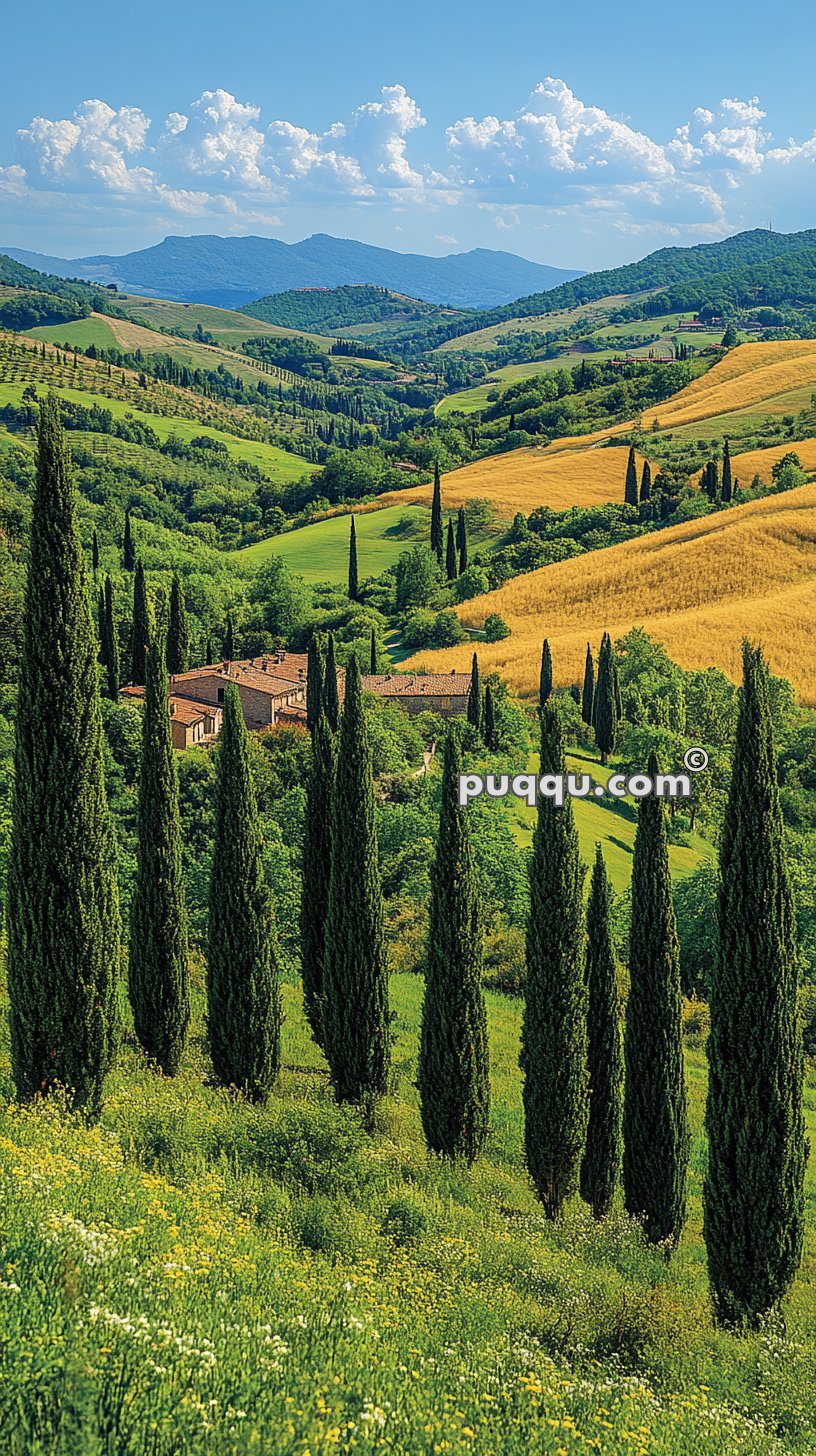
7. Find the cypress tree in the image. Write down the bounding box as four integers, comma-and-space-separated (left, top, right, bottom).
539, 638, 553, 708
92, 528, 99, 575
623, 750, 688, 1247
419, 732, 490, 1162
166, 572, 189, 675
224, 612, 234, 662
102, 574, 119, 701
306, 635, 325, 731
430, 461, 444, 562
521, 705, 587, 1216
348, 516, 359, 600
300, 700, 336, 1046
123, 509, 135, 570
624, 446, 639, 507
207, 685, 280, 1100
467, 652, 481, 729
97, 583, 106, 662
482, 683, 498, 751
7, 395, 121, 1111
323, 656, 390, 1103
369, 626, 377, 675
456, 505, 468, 574
640, 459, 652, 503
205, 634, 214, 666
128, 631, 190, 1075
445, 517, 457, 580
324, 632, 340, 732
593, 632, 617, 765
581, 642, 595, 726
704, 644, 805, 1327
580, 846, 622, 1219
130, 560, 150, 686
721, 438, 733, 503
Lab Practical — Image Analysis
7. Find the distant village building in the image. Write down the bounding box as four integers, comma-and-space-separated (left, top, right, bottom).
122, 656, 473, 748
678, 315, 724, 332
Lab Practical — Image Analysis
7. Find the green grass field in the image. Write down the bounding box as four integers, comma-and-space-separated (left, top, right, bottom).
114, 294, 334, 349
22, 315, 121, 351
232, 503, 432, 581
505, 749, 710, 892
2, 952, 815, 1455
0, 379, 315, 484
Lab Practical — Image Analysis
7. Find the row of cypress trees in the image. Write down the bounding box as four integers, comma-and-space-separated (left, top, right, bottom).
97, 563, 190, 696
8, 397, 281, 1105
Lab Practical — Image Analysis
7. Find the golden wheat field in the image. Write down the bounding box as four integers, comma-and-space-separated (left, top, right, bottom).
644, 340, 816, 430
404, 481, 816, 705
373, 443, 648, 517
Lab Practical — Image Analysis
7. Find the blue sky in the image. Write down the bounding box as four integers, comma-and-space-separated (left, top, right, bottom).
2, 0, 815, 269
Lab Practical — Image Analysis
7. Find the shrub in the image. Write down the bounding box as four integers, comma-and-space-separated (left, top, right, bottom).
484, 613, 511, 642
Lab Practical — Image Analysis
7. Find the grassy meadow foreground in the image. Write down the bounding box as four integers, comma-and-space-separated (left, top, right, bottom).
2, 968, 816, 1456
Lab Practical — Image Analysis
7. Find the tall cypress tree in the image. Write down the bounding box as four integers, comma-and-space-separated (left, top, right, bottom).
324, 632, 340, 732
623, 750, 688, 1247
207, 685, 280, 1100
721, 438, 733, 503
521, 705, 587, 1216
97, 584, 106, 662
539, 638, 553, 708
419, 732, 490, 1162
593, 632, 617, 765
306, 634, 325, 732
430, 462, 444, 562
7, 394, 121, 1111
369, 625, 377, 675
445, 517, 457, 580
323, 656, 390, 1103
205, 634, 214, 666
348, 516, 359, 601
456, 505, 468, 574
640, 460, 652, 504
704, 644, 805, 1327
624, 446, 639, 507
300, 700, 336, 1047
130, 561, 150, 686
482, 683, 498, 750
91, 528, 99, 575
166, 572, 189, 675
581, 642, 595, 726
224, 612, 235, 662
580, 846, 622, 1220
102, 574, 119, 700
123, 509, 135, 570
128, 631, 189, 1075
467, 652, 481, 730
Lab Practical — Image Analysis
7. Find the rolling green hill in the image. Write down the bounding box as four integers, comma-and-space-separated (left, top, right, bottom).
232, 502, 437, 581
239, 282, 472, 337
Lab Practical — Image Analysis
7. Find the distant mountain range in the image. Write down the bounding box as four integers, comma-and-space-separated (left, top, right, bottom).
0, 234, 582, 311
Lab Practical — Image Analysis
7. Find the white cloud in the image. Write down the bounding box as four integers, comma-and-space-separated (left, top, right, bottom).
5, 79, 816, 253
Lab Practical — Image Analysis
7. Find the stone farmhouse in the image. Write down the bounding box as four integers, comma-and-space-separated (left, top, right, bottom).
122, 653, 472, 748
358, 672, 471, 717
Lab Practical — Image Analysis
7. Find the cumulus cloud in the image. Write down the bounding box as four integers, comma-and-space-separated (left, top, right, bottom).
4, 79, 816, 249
